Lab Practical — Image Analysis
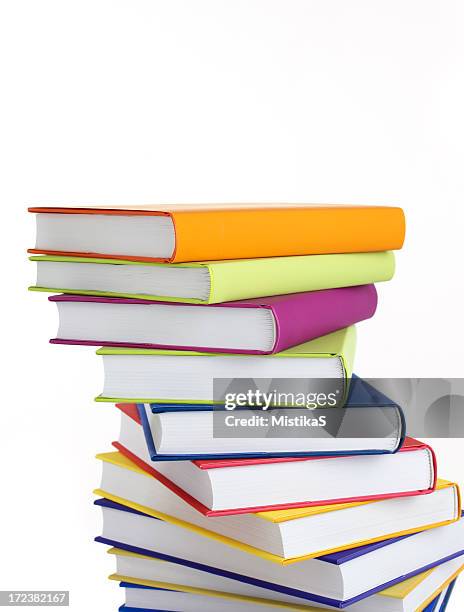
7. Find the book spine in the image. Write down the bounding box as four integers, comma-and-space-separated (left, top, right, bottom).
271, 285, 377, 353
207, 252, 394, 304
171, 207, 406, 263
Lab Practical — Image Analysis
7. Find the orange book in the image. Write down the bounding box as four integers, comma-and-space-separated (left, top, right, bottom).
28, 204, 405, 263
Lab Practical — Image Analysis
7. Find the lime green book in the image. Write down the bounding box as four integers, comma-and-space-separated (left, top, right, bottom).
29, 252, 394, 304
95, 327, 356, 405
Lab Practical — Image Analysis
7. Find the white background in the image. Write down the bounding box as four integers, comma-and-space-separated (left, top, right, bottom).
1, 0, 464, 610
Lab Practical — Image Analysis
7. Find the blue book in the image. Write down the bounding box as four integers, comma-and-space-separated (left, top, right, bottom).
129, 376, 405, 461
116, 577, 458, 611
96, 498, 464, 609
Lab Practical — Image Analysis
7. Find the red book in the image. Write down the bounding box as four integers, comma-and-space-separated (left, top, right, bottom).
113, 403, 437, 517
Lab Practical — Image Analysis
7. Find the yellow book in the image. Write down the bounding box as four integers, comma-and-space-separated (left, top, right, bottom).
109, 550, 464, 611
95, 450, 461, 564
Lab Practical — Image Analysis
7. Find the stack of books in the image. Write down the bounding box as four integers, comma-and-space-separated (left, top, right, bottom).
29, 204, 464, 611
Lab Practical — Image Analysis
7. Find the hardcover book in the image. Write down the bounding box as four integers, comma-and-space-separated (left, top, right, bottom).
114, 566, 460, 612
94, 451, 461, 562
28, 204, 406, 263
48, 284, 376, 354
113, 423, 435, 515
95, 497, 464, 608
121, 375, 406, 459
29, 251, 394, 304
95, 327, 356, 404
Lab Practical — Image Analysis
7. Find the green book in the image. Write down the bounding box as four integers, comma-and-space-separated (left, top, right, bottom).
95, 326, 356, 404
29, 252, 394, 304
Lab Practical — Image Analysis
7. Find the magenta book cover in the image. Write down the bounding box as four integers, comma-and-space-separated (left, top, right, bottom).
48, 284, 377, 354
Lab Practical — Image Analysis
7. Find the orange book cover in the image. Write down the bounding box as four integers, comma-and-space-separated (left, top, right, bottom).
28, 204, 405, 263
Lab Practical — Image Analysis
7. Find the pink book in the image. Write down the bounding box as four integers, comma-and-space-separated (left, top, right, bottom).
49, 285, 377, 355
